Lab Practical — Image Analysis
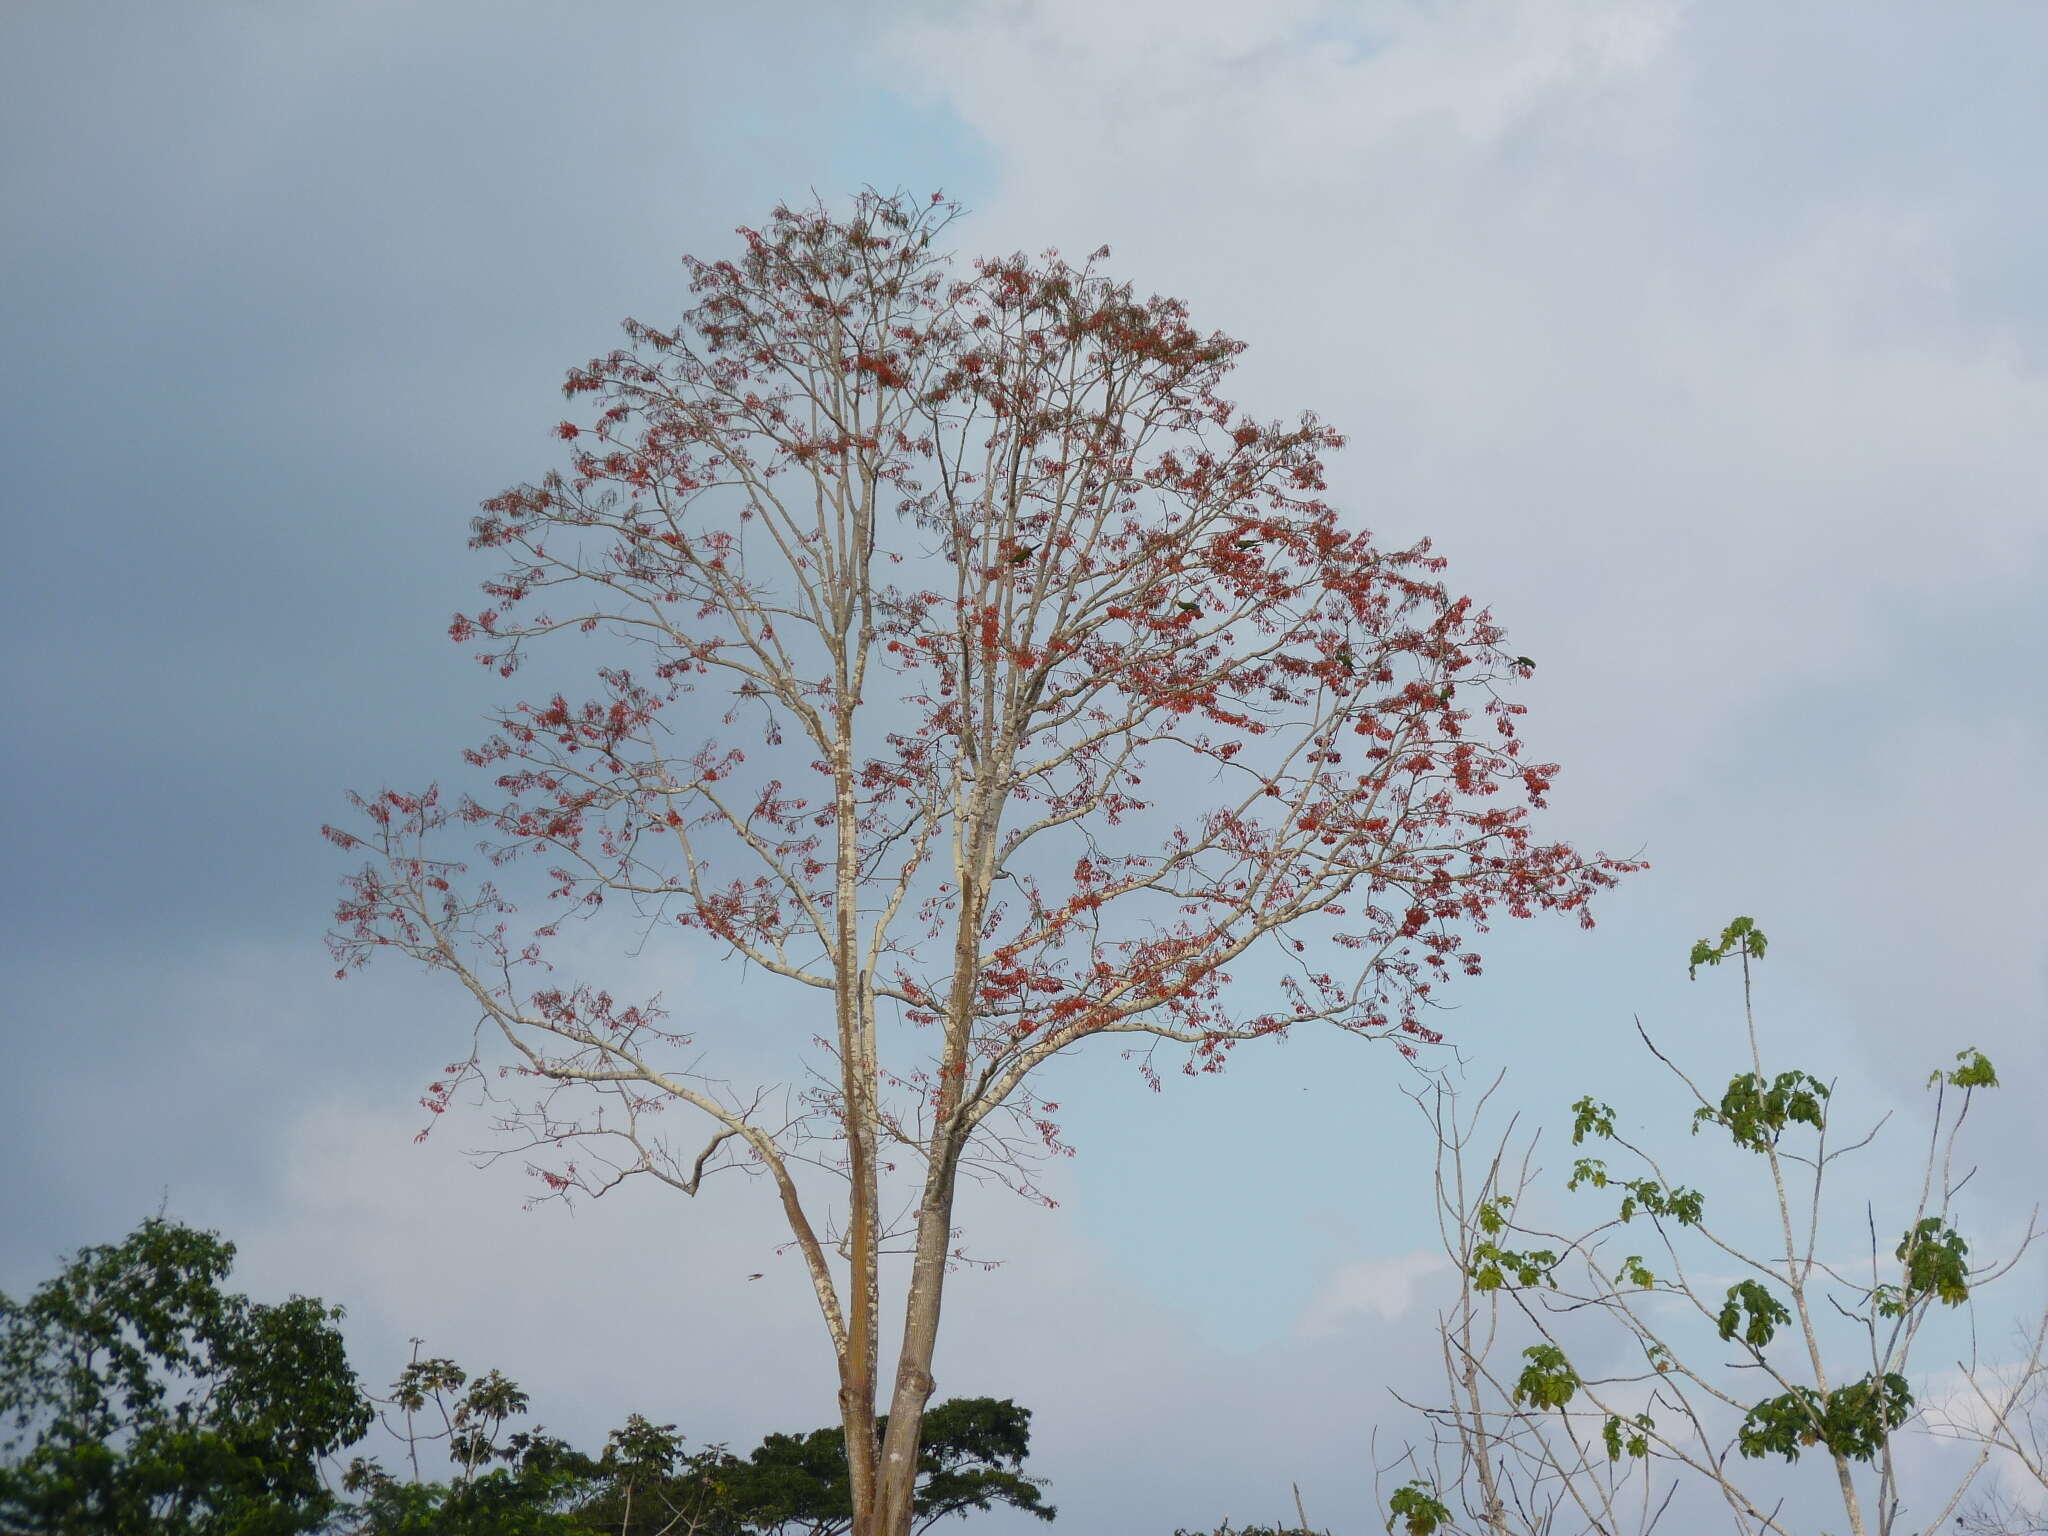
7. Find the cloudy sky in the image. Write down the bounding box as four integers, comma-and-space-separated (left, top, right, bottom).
3, 2, 2044, 1531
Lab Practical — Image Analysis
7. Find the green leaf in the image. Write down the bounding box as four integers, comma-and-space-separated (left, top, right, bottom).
1476, 1196, 1512, 1236
1569, 1097, 1615, 1145
1511, 1345, 1580, 1410
1386, 1481, 1450, 1534
1603, 1412, 1653, 1461
1894, 1218, 1970, 1308
1615, 1178, 1705, 1226
1716, 1280, 1792, 1348
1738, 1374, 1912, 1464
1468, 1241, 1559, 1291
1567, 1158, 1609, 1191
1933, 1047, 1998, 1090
1688, 915, 1768, 979
1695, 1070, 1829, 1150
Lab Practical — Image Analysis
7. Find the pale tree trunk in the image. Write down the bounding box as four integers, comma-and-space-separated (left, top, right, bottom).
836, 415, 891, 1528
874, 1143, 966, 1536
835, 582, 885, 1525
868, 794, 993, 1536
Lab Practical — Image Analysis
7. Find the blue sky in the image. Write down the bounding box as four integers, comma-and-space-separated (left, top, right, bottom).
3, 3, 2045, 1532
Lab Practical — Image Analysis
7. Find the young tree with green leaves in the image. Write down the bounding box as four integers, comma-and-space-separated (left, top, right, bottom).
0, 1216, 372, 1536
1381, 917, 2043, 1536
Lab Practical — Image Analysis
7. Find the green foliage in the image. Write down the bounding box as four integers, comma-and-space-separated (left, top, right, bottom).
0, 1216, 373, 1536
1932, 1048, 1998, 1090
1566, 1157, 1607, 1190
1687, 916, 1767, 980
341, 1441, 598, 1536
1568, 1098, 1615, 1145
563, 1413, 741, 1536
1736, 1374, 1913, 1464
1468, 1243, 1558, 1294
1601, 1414, 1653, 1462
1613, 1178, 1703, 1227
1694, 1070, 1829, 1150
1890, 1218, 1971, 1311
1385, 1481, 1450, 1534
1468, 1198, 1559, 1289
1716, 1280, 1792, 1349
1510, 1345, 1580, 1411
0, 1222, 1054, 1536
565, 1396, 1053, 1536
338, 1353, 599, 1536
1571, 1156, 1706, 1228
900, 1397, 1054, 1530
1402, 911, 2033, 1533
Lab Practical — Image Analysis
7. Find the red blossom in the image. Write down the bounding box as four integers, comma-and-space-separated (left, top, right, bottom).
325, 190, 1639, 1531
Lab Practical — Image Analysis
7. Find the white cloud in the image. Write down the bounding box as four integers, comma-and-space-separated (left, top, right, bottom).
1297, 1249, 1449, 1334
885, 0, 2048, 1114
895, 0, 1685, 181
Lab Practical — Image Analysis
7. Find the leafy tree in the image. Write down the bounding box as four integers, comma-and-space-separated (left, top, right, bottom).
0, 1216, 372, 1535
568, 1395, 1052, 1536
327, 187, 1635, 1536
560, 1413, 744, 1536
1385, 916, 2043, 1536
338, 1350, 1050, 1536
335, 1344, 601, 1535
0, 1224, 1055, 1536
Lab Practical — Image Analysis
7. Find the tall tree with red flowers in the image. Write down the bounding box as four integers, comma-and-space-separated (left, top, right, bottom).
327, 189, 1638, 1536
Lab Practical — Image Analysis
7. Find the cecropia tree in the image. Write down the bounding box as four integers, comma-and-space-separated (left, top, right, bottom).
327, 189, 1638, 1536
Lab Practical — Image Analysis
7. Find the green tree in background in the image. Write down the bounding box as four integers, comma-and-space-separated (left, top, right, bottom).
567, 1395, 1053, 1536
334, 1344, 600, 1535
0, 1223, 1051, 1536
0, 1216, 372, 1535
337, 1347, 1052, 1536
1381, 916, 2045, 1536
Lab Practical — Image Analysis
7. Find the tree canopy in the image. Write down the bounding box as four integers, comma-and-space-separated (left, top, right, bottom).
327, 185, 1635, 1536
0, 1217, 372, 1535
0, 1216, 1054, 1536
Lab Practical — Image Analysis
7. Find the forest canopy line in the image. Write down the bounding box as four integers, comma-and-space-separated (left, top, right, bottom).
0, 1215, 1054, 1535
322, 189, 1638, 1536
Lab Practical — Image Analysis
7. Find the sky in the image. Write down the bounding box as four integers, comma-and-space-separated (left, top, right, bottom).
2, 1, 2045, 1532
